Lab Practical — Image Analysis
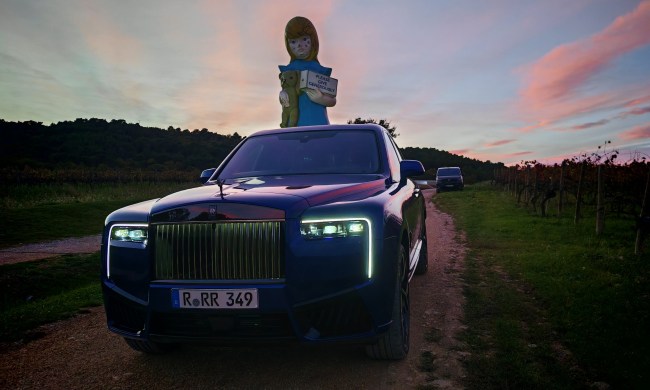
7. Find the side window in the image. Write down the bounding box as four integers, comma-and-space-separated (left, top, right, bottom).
383, 130, 401, 182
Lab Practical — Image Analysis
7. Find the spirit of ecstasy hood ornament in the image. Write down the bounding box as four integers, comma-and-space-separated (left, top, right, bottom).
216, 179, 225, 200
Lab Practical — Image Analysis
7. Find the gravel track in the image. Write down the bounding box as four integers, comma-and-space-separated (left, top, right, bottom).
0, 235, 101, 266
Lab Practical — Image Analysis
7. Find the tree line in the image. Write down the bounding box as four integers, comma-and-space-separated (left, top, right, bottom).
1, 118, 502, 183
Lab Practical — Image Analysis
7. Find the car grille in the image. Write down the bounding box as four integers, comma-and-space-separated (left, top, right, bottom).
153, 221, 285, 280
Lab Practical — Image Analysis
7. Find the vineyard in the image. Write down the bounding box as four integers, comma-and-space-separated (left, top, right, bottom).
0, 166, 196, 184
493, 145, 650, 253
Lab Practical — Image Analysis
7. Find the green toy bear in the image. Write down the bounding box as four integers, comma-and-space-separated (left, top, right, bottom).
279, 70, 301, 128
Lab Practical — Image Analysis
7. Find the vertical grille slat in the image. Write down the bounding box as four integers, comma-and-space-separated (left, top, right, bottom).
153, 221, 285, 280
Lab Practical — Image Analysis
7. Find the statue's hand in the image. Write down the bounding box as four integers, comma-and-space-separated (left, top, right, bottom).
304, 88, 322, 101
279, 90, 290, 107
304, 88, 336, 107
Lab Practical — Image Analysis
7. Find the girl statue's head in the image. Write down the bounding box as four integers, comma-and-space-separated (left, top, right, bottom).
285, 16, 319, 62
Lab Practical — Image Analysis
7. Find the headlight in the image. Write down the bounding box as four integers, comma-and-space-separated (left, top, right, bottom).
301, 217, 373, 278
301, 219, 367, 239
110, 225, 148, 243
107, 223, 148, 280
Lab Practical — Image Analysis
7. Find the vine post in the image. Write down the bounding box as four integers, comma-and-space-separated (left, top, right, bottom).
557, 161, 565, 217
574, 161, 586, 225
635, 168, 650, 254
596, 164, 604, 235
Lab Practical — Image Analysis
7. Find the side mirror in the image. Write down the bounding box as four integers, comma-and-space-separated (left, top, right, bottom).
400, 160, 425, 178
199, 168, 217, 184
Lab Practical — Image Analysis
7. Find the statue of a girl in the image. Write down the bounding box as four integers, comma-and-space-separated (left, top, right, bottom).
279, 16, 336, 127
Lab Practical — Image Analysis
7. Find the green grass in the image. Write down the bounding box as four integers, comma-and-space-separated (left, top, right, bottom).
0, 181, 196, 342
0, 181, 195, 248
0, 253, 103, 342
434, 183, 650, 389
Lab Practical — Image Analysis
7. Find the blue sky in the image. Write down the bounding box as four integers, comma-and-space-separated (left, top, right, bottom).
1, 0, 649, 165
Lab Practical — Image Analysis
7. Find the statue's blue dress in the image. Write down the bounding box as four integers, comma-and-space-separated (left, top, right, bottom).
279, 60, 332, 126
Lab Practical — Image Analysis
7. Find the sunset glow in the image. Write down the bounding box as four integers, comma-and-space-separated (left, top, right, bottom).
1, 0, 649, 165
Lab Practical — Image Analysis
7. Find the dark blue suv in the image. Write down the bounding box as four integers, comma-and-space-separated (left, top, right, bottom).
436, 167, 464, 192
101, 124, 428, 360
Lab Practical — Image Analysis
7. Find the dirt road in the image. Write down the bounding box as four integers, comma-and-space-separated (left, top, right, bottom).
0, 235, 101, 266
0, 191, 468, 389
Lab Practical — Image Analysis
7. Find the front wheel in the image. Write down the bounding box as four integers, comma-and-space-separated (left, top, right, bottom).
366, 245, 410, 360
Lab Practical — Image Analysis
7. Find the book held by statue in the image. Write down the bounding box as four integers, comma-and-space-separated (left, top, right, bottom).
300, 70, 338, 97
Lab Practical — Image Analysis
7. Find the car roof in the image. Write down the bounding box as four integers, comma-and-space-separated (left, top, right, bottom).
247, 124, 387, 138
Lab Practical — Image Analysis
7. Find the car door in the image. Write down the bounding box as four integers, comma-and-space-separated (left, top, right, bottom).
384, 131, 424, 271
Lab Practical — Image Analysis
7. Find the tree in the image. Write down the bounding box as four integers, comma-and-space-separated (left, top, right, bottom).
348, 118, 399, 138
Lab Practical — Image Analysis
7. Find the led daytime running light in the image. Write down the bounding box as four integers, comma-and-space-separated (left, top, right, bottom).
110, 226, 148, 242
107, 223, 148, 280
300, 217, 373, 278
300, 220, 366, 239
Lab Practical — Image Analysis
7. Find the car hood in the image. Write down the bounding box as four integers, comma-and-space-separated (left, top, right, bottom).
150, 175, 387, 220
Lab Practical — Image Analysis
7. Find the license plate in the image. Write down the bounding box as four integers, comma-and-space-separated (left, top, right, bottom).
172, 289, 258, 309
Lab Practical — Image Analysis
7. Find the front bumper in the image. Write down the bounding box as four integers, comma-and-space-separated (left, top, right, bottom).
103, 277, 386, 344
102, 230, 398, 345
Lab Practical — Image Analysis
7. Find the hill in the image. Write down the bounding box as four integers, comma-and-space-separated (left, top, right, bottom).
0, 118, 502, 183
0, 118, 242, 183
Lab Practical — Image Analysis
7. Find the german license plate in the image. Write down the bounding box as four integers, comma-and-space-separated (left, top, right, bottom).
172, 289, 258, 309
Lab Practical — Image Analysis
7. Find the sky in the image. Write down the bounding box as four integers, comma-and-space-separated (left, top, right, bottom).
1, 0, 649, 165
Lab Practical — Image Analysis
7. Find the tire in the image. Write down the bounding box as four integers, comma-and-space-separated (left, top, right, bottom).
124, 338, 177, 354
366, 245, 410, 360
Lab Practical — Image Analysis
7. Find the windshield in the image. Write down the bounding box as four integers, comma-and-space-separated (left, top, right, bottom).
218, 130, 381, 179
437, 168, 461, 176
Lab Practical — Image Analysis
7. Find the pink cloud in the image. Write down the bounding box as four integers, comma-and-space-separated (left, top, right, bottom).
614, 104, 650, 121
515, 90, 643, 133
515, 119, 552, 133
619, 123, 650, 140
624, 95, 650, 107
465, 150, 533, 165
449, 149, 470, 156
76, 6, 143, 67
626, 106, 650, 116
485, 139, 515, 147
551, 102, 650, 133
521, 1, 650, 110
551, 102, 650, 134
571, 119, 610, 130
505, 151, 533, 158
